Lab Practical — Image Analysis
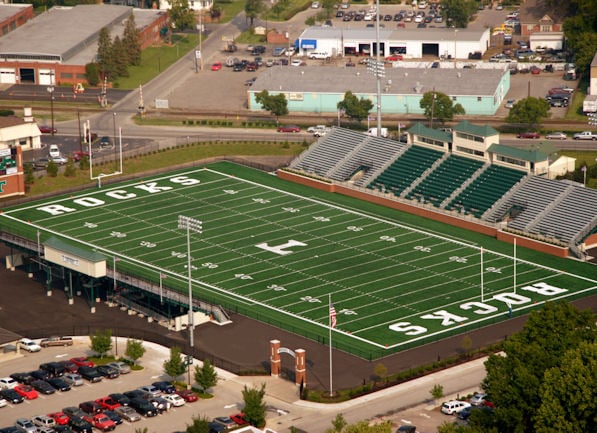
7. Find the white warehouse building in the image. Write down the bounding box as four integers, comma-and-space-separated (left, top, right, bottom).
296, 27, 491, 60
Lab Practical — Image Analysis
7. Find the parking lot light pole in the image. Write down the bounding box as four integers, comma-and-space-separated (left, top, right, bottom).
177, 216, 203, 352
47, 86, 55, 136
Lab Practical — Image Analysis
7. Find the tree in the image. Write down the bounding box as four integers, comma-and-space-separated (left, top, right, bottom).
373, 363, 388, 386
163, 346, 186, 380
419, 91, 465, 125
168, 0, 195, 31
481, 302, 597, 433
111, 36, 129, 78
534, 342, 597, 433
343, 420, 392, 432
96, 27, 114, 80
90, 329, 112, 358
245, 0, 263, 27
64, 156, 76, 177
430, 384, 444, 402
123, 14, 141, 66
337, 91, 373, 123
505, 97, 550, 131
45, 159, 58, 177
328, 413, 347, 433
241, 383, 267, 427
125, 339, 146, 366
442, 0, 476, 28
24, 161, 35, 185
255, 90, 288, 124
562, 0, 597, 72
194, 358, 218, 392
321, 0, 336, 19
85, 63, 99, 86
186, 415, 210, 433
461, 335, 472, 355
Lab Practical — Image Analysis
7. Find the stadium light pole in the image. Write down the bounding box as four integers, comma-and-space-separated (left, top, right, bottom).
47, 86, 55, 136
177, 216, 203, 352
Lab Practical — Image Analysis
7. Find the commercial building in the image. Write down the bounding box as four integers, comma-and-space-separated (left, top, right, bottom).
296, 27, 491, 59
0, 4, 168, 85
0, 3, 33, 37
248, 65, 510, 115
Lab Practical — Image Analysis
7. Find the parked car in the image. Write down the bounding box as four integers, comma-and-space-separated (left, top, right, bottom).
40, 336, 73, 347
79, 401, 103, 414
62, 407, 86, 420
29, 370, 50, 381
545, 131, 567, 140
113, 406, 141, 422
138, 385, 161, 397
0, 377, 18, 390
71, 151, 91, 162
230, 413, 249, 426
70, 357, 94, 368
59, 361, 79, 374
108, 393, 131, 406
0, 388, 25, 404
95, 397, 121, 411
30, 379, 55, 395
67, 417, 92, 433
396, 426, 416, 433
96, 365, 119, 379
162, 394, 185, 407
145, 396, 170, 413
47, 377, 71, 392
212, 417, 236, 429
175, 389, 198, 402
517, 131, 540, 139
386, 54, 403, 61
277, 125, 301, 133
14, 384, 38, 400
10, 373, 35, 385
124, 389, 147, 400
106, 362, 131, 374
38, 125, 57, 134
152, 381, 176, 394
62, 374, 83, 387
441, 400, 471, 415
504, 99, 515, 109
210, 62, 222, 71
47, 413, 70, 426
101, 411, 122, 426
39, 362, 66, 377
99, 136, 112, 148
32, 416, 56, 430
77, 367, 102, 383
128, 398, 157, 417
82, 414, 116, 432
469, 392, 487, 406
0, 397, 7, 408
208, 422, 227, 433
19, 338, 41, 353
14, 419, 36, 433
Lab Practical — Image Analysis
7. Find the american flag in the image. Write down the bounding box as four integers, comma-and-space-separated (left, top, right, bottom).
329, 304, 337, 328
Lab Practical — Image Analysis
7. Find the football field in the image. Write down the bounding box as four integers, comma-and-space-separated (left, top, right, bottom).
2, 164, 595, 359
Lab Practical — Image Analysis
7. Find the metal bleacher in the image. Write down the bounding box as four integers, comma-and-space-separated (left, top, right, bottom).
289, 127, 365, 176
367, 145, 444, 197
405, 154, 484, 207
448, 165, 527, 218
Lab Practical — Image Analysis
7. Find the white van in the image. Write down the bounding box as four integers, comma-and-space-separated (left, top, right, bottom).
308, 51, 331, 60
49, 144, 61, 158
366, 128, 388, 138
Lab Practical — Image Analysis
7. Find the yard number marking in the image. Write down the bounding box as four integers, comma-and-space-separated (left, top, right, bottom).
300, 296, 321, 303
255, 240, 307, 256
486, 267, 502, 273
347, 225, 363, 232
223, 189, 238, 195
282, 207, 300, 213
202, 262, 218, 269
84, 222, 98, 228
313, 216, 330, 222
339, 308, 357, 316
140, 241, 156, 248
171, 251, 186, 258
414, 245, 431, 252
380, 235, 396, 242
110, 231, 126, 238
449, 256, 467, 263
235, 273, 253, 280
267, 284, 287, 292
252, 198, 270, 204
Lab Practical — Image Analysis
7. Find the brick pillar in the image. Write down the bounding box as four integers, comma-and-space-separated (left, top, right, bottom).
295, 348, 306, 386
270, 339, 281, 377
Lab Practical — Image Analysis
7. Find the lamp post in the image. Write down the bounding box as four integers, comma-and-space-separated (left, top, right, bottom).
112, 113, 118, 168
177, 216, 203, 352
47, 86, 55, 136
453, 28, 458, 69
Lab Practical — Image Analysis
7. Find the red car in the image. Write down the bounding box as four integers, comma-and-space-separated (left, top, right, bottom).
230, 412, 249, 426
39, 125, 57, 134
386, 54, 403, 61
14, 384, 38, 400
530, 66, 541, 74
48, 412, 70, 426
211, 62, 222, 71
59, 360, 79, 373
277, 125, 301, 133
95, 396, 122, 411
517, 131, 540, 139
70, 357, 95, 368
72, 151, 91, 162
175, 389, 198, 402
83, 413, 116, 432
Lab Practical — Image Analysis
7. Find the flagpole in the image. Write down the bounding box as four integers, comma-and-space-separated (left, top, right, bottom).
480, 247, 484, 303
328, 293, 333, 397
513, 238, 517, 295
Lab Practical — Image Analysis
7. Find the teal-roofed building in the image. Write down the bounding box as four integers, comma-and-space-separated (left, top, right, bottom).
249, 66, 510, 116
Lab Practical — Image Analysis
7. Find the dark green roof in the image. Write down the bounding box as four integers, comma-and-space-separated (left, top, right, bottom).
487, 143, 550, 162
44, 237, 106, 262
409, 122, 452, 142
454, 120, 498, 137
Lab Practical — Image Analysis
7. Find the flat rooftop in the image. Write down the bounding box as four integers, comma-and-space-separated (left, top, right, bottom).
300, 26, 488, 43
251, 66, 507, 97
0, 4, 31, 22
